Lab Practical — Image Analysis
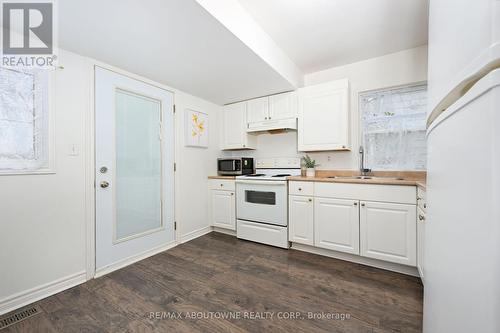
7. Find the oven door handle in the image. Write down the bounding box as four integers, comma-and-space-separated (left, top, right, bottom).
235, 180, 286, 186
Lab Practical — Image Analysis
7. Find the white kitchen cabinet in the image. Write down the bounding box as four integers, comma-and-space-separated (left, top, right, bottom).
298, 79, 350, 151
210, 188, 236, 230
246, 92, 298, 132
314, 198, 360, 254
417, 207, 426, 281
221, 102, 257, 150
269, 91, 297, 120
247, 96, 269, 123
288, 195, 314, 246
360, 201, 417, 266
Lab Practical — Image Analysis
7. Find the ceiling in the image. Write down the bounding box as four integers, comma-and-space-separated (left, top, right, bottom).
237, 0, 429, 73
56, 0, 429, 105
58, 0, 295, 105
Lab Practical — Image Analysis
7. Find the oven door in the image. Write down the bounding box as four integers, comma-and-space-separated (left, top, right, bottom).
236, 180, 287, 226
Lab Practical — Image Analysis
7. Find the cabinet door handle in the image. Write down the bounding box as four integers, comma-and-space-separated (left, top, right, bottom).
298, 188, 302, 191
231, 193, 234, 196
308, 198, 312, 202
361, 203, 365, 207
353, 202, 358, 206
419, 214, 425, 221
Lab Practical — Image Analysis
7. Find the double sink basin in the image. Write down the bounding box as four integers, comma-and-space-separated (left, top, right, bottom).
327, 175, 405, 181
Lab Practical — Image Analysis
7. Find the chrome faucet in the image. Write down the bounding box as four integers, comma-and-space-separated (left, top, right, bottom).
359, 146, 371, 176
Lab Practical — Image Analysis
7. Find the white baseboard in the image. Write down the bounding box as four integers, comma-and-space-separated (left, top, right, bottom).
212, 226, 236, 236
180, 226, 212, 244
95, 241, 177, 278
291, 243, 419, 277
0, 271, 87, 316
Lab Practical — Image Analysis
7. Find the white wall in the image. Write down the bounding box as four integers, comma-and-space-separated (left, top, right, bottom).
0, 49, 223, 314
239, 46, 428, 170
175, 93, 228, 242
0, 50, 89, 312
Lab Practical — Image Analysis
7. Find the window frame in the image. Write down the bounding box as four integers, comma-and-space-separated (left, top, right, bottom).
358, 82, 428, 171
0, 69, 56, 175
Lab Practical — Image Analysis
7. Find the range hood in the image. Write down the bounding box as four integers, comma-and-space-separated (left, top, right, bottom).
246, 118, 297, 133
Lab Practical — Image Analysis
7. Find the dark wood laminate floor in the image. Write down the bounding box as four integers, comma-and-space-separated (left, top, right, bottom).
3, 232, 423, 333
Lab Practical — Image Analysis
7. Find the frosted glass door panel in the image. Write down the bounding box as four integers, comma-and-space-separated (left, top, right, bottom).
115, 89, 162, 241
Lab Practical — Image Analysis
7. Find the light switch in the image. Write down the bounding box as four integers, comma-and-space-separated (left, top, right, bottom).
68, 144, 80, 156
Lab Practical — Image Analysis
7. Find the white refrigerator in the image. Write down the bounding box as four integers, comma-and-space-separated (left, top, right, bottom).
425, 0, 500, 332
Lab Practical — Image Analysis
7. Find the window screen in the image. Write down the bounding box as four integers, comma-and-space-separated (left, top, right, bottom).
0, 68, 49, 171
360, 84, 427, 170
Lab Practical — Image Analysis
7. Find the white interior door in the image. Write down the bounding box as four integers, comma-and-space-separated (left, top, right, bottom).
95, 67, 174, 273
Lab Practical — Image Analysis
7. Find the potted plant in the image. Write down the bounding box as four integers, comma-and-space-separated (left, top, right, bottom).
302, 155, 318, 177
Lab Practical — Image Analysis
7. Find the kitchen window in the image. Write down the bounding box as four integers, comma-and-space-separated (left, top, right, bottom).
0, 68, 51, 172
359, 84, 427, 170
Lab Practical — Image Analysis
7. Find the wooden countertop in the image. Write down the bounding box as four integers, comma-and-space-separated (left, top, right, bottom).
208, 171, 427, 188
287, 170, 426, 187
208, 175, 236, 180
416, 181, 426, 190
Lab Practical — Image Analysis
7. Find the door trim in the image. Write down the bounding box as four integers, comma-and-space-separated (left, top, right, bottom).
85, 60, 177, 280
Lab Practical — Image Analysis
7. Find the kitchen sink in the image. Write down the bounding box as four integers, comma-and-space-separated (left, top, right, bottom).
327, 176, 404, 180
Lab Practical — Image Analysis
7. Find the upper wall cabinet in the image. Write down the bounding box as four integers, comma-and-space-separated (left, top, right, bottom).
247, 96, 269, 123
269, 92, 297, 120
221, 102, 257, 150
247, 92, 297, 132
298, 79, 350, 151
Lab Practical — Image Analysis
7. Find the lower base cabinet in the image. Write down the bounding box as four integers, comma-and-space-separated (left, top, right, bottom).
314, 198, 359, 254
210, 189, 236, 230
360, 201, 417, 266
288, 181, 418, 268
417, 207, 426, 280
288, 195, 314, 245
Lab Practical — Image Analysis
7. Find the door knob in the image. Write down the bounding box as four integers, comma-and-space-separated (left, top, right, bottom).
100, 181, 110, 188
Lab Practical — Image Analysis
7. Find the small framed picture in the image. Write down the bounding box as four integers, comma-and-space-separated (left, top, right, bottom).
185, 109, 208, 148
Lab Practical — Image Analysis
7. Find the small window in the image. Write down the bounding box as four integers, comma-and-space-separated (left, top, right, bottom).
360, 84, 427, 170
0, 68, 50, 172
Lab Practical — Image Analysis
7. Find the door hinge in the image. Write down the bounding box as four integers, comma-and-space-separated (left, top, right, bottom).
174, 221, 177, 230
174, 162, 177, 172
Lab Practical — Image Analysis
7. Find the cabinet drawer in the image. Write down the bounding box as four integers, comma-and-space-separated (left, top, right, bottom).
417, 187, 427, 212
315, 182, 416, 204
289, 181, 314, 196
288, 181, 314, 196
209, 179, 235, 191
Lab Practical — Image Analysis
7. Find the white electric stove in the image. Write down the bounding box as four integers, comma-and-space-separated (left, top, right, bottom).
235, 158, 301, 248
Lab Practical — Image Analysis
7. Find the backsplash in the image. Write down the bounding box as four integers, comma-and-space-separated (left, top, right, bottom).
230, 131, 359, 170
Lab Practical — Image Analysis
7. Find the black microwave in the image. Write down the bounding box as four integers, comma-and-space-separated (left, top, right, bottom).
217, 158, 254, 175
